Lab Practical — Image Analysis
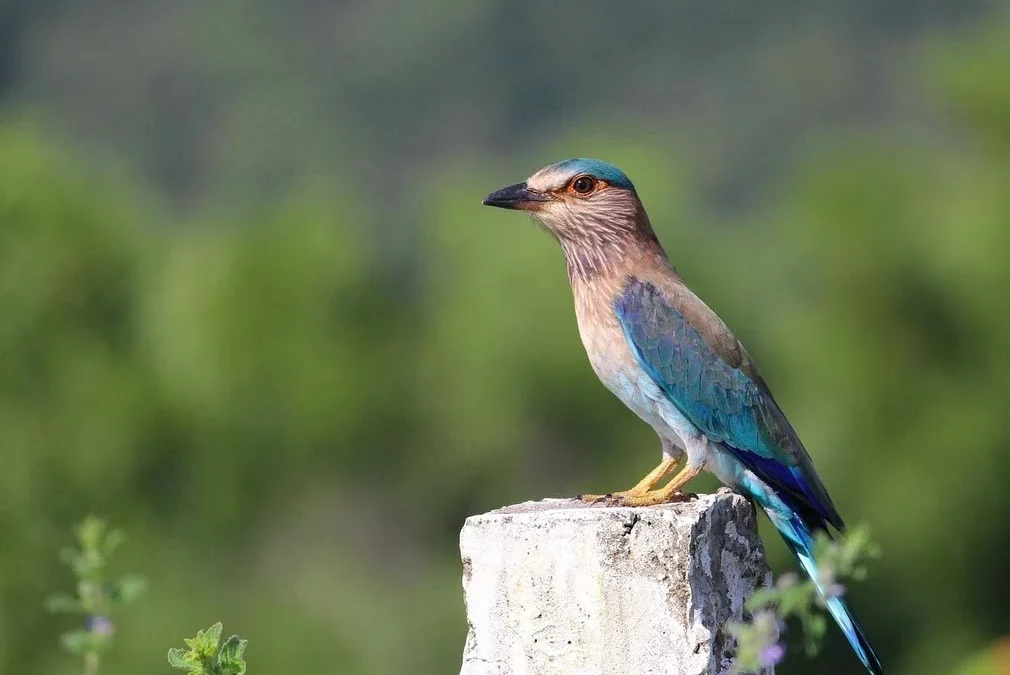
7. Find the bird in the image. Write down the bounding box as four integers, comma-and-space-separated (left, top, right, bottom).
482, 158, 883, 675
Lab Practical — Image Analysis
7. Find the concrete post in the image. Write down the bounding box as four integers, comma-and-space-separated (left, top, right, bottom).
459, 490, 772, 675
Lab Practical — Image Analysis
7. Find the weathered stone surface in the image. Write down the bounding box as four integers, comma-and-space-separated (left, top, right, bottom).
458, 489, 771, 675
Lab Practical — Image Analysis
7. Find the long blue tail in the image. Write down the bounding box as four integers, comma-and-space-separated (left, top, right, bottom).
762, 504, 883, 675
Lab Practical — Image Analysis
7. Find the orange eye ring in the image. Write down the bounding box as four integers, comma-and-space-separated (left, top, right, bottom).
570, 175, 597, 195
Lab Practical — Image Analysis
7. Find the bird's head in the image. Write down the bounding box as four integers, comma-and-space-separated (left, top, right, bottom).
483, 159, 659, 279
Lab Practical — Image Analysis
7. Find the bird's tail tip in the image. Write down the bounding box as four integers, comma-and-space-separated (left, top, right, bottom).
770, 512, 883, 675
826, 593, 884, 675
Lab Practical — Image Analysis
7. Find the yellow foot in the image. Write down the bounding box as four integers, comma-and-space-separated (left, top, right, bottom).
580, 464, 703, 507
578, 456, 680, 504
606, 489, 698, 507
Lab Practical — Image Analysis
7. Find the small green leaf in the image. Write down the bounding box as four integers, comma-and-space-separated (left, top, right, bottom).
71, 555, 101, 581
777, 583, 815, 615
167, 647, 190, 670
800, 611, 827, 656
77, 517, 107, 550
217, 634, 248, 675
205, 622, 224, 647
109, 574, 148, 605
45, 593, 81, 614
810, 613, 826, 639
101, 529, 126, 558
60, 629, 92, 655
743, 587, 778, 611
217, 635, 247, 663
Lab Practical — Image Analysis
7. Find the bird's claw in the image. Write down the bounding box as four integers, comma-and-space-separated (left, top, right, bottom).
577, 493, 614, 505
578, 491, 697, 506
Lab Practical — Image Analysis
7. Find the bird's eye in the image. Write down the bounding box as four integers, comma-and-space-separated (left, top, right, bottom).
571, 176, 596, 195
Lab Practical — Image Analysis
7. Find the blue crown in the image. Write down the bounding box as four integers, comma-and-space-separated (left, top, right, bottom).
552, 158, 635, 191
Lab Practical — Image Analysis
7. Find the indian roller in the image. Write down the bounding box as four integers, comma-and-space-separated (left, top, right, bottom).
483, 159, 883, 675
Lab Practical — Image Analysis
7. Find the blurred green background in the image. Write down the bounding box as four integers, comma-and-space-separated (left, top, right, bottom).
1, 1, 1009, 674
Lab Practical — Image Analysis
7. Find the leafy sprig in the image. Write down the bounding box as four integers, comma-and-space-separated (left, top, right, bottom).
168, 622, 249, 675
731, 525, 880, 673
45, 516, 148, 675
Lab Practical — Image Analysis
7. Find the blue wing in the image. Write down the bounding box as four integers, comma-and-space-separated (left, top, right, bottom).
614, 277, 843, 532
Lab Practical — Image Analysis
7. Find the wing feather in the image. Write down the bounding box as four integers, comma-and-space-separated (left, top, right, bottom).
615, 278, 843, 531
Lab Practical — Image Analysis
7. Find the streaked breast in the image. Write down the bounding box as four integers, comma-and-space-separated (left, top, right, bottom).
571, 276, 667, 427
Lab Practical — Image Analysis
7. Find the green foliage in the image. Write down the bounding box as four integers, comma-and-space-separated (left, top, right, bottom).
168, 623, 248, 675
4, 0, 982, 208
0, 6, 1009, 675
952, 639, 1010, 675
45, 517, 147, 675
730, 527, 879, 673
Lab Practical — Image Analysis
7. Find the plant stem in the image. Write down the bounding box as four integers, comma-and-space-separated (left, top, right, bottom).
84, 651, 99, 675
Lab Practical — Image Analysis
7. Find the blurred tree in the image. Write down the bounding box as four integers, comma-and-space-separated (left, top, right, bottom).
0, 5, 1009, 675
0, 0, 992, 208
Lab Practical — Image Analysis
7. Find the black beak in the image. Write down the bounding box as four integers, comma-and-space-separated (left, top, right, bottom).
482, 182, 551, 210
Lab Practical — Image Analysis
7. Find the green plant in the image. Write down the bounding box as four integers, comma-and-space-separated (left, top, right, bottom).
45, 516, 148, 675
730, 526, 880, 673
168, 623, 249, 675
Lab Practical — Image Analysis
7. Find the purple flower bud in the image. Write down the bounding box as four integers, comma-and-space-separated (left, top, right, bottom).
824, 582, 846, 600
817, 565, 837, 588
86, 616, 115, 637
759, 642, 785, 668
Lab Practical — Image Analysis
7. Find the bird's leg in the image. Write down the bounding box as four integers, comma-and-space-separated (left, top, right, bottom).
579, 456, 680, 503
609, 463, 704, 507
614, 456, 681, 496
